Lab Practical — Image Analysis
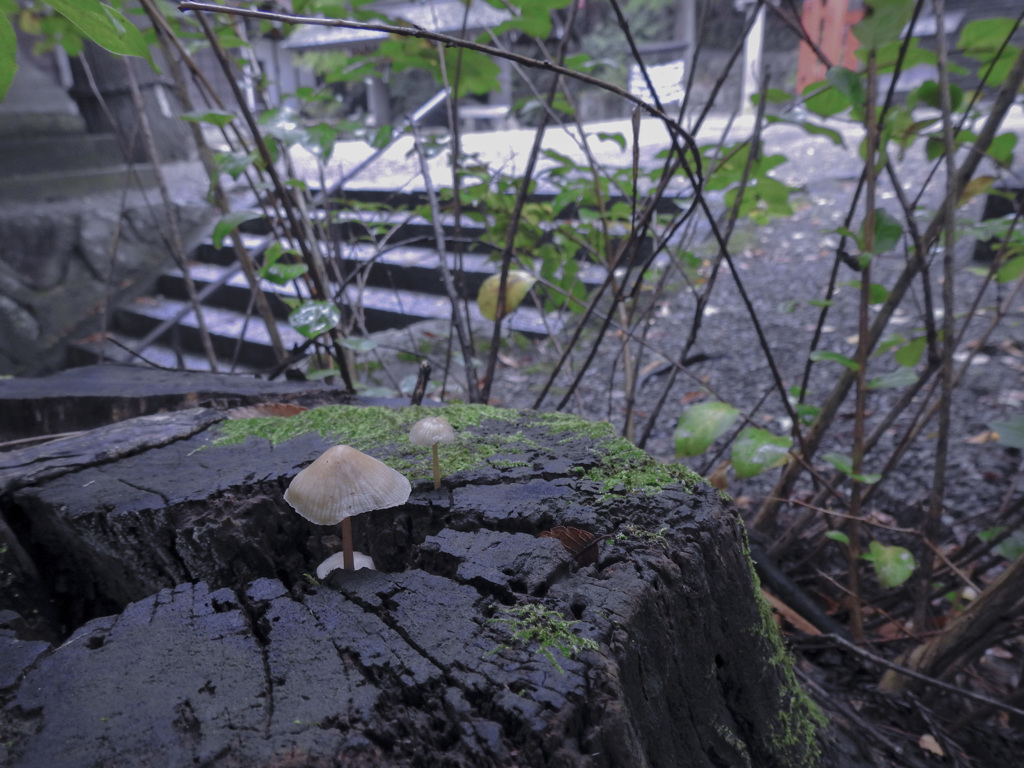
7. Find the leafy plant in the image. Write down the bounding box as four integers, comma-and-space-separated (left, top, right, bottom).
7, 0, 1024, 736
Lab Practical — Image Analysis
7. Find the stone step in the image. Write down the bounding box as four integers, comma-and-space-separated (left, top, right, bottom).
167, 242, 607, 315
0, 164, 160, 201
90, 276, 560, 372
0, 133, 125, 176
66, 330, 258, 374
111, 297, 306, 370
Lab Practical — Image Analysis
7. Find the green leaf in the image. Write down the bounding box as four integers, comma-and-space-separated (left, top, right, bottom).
866, 37, 938, 71
445, 48, 500, 97
839, 280, 889, 304
289, 300, 340, 339
46, 0, 155, 68
770, 116, 844, 146
258, 107, 307, 147
304, 122, 339, 160
825, 530, 850, 546
0, 14, 17, 102
976, 526, 1005, 544
803, 82, 849, 118
875, 333, 906, 356
958, 17, 1016, 62
306, 366, 341, 382
863, 207, 903, 253
180, 110, 236, 127
596, 131, 626, 150
262, 262, 308, 284
340, 337, 378, 353
214, 150, 258, 180
826, 66, 864, 111
368, 123, 392, 149
989, 416, 1024, 451
910, 80, 963, 112
822, 453, 881, 484
868, 367, 918, 389
809, 350, 860, 372
732, 428, 792, 479
988, 132, 1017, 166
862, 541, 916, 588
996, 255, 1024, 284
795, 402, 820, 425
212, 210, 261, 248
672, 401, 740, 457
995, 530, 1024, 561
894, 336, 926, 367
752, 88, 792, 105
491, 0, 568, 38
853, 0, 915, 50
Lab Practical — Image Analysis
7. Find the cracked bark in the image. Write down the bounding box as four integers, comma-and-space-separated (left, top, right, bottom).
0, 399, 845, 768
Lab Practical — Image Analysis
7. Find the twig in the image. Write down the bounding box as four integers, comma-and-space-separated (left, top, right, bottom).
192, 8, 357, 390
754, 43, 1024, 533
879, 552, 1024, 694
123, 61, 220, 371
177, 1, 699, 147
914, 0, 958, 632
408, 120, 480, 401
480, 0, 580, 404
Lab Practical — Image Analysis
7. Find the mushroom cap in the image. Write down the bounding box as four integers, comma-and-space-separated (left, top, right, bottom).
409, 416, 456, 447
284, 445, 411, 525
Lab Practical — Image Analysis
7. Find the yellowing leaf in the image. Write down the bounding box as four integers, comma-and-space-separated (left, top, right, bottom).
958, 175, 996, 207
965, 429, 999, 444
477, 271, 537, 321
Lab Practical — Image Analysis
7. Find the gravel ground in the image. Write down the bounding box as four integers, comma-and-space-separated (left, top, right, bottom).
479, 106, 1024, 552
464, 105, 1024, 760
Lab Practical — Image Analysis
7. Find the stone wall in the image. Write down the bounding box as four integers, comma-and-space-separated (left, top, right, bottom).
0, 195, 213, 376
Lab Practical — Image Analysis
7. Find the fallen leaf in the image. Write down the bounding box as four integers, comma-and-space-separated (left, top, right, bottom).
539, 526, 599, 566
708, 460, 730, 491
679, 391, 708, 406
918, 733, 944, 757
760, 589, 821, 635
966, 430, 999, 445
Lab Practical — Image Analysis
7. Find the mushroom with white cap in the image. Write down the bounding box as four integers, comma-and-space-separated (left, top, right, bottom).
409, 416, 456, 490
284, 445, 411, 571
316, 550, 376, 579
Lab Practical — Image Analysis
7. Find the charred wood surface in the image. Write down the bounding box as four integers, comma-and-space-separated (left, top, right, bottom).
0, 367, 847, 768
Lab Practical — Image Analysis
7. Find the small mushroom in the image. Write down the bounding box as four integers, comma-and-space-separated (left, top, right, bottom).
409, 416, 455, 490
284, 445, 411, 571
316, 550, 376, 579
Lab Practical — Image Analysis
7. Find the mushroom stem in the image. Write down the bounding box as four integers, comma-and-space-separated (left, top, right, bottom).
341, 517, 354, 570
431, 443, 441, 490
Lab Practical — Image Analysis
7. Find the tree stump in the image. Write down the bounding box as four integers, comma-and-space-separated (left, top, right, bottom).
0, 386, 837, 767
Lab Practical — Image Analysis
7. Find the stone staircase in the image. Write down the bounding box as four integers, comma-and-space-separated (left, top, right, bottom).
68, 190, 613, 377
0, 52, 162, 202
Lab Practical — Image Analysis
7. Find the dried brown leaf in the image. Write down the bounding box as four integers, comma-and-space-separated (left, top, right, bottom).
539, 526, 599, 566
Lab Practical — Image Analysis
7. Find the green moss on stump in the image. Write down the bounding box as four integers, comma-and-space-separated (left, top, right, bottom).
742, 533, 828, 768
212, 404, 700, 495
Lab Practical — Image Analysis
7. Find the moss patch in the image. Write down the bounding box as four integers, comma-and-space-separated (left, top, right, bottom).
487, 603, 599, 674
213, 403, 516, 448
742, 533, 827, 768
212, 404, 699, 496
579, 436, 702, 497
